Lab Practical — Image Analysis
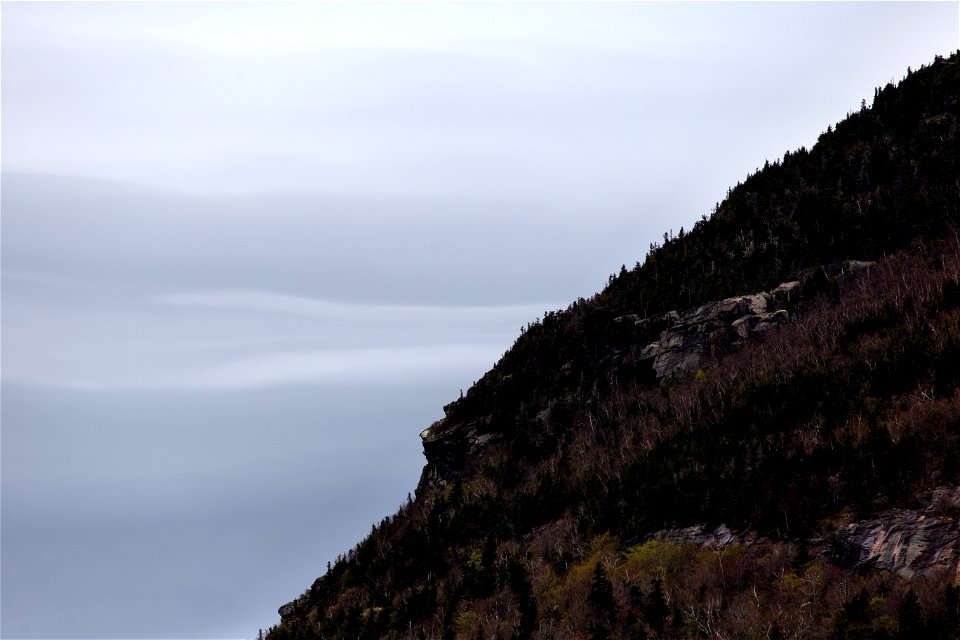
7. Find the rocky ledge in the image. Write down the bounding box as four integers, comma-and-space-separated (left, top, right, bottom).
418, 417, 500, 491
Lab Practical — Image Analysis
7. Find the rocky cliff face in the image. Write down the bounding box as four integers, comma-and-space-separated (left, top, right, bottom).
418, 418, 500, 491
830, 486, 960, 581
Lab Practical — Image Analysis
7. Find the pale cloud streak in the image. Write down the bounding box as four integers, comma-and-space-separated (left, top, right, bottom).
164, 344, 502, 391
152, 288, 552, 323
5, 280, 547, 391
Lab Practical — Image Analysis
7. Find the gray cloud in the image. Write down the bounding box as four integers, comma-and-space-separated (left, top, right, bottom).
2, 2, 957, 638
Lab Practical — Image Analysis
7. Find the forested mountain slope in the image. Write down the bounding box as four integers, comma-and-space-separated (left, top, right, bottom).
267, 53, 960, 640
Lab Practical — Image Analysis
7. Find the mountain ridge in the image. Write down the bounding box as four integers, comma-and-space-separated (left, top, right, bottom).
267, 52, 960, 640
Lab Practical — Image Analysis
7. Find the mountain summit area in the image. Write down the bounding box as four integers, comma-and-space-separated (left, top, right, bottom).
266, 53, 960, 640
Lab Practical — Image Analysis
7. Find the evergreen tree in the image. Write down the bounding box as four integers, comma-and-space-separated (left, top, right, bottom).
898, 590, 923, 639
644, 578, 669, 635
590, 561, 615, 615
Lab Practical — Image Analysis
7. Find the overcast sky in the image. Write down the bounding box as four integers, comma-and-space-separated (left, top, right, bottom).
2, 2, 958, 638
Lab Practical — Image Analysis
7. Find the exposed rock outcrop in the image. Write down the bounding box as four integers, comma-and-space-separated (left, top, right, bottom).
635, 259, 873, 379
654, 487, 960, 582
646, 524, 741, 549
637, 285, 796, 379
822, 486, 960, 580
